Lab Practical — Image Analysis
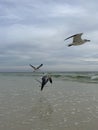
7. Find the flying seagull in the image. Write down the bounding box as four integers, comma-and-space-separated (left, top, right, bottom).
41, 74, 52, 91
64, 33, 90, 47
29, 64, 43, 71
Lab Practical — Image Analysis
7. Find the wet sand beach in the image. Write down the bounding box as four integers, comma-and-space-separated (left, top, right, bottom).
0, 72, 98, 130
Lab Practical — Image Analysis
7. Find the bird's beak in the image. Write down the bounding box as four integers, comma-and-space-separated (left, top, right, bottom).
88, 40, 90, 42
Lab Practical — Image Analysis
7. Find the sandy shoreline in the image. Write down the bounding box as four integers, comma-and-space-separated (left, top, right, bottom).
0, 76, 98, 130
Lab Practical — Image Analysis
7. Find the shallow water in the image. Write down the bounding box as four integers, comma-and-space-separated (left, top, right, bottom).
0, 73, 98, 130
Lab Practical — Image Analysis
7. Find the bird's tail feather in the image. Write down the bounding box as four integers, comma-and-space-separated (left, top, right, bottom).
68, 44, 73, 47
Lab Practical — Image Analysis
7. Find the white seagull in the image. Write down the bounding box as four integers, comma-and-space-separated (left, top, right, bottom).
35, 74, 52, 91
29, 64, 43, 71
41, 75, 52, 91
64, 33, 90, 47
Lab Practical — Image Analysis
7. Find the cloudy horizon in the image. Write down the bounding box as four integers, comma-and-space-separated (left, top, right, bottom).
0, 0, 98, 72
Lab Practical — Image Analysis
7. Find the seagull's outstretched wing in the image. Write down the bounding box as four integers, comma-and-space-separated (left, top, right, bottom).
48, 77, 52, 84
64, 33, 83, 42
37, 64, 43, 69
35, 79, 42, 84
73, 33, 83, 42
29, 64, 36, 70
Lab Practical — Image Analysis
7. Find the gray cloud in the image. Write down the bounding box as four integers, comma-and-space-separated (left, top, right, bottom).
0, 0, 98, 71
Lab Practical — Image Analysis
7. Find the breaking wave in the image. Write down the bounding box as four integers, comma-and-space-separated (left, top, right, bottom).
0, 72, 98, 83
52, 72, 98, 83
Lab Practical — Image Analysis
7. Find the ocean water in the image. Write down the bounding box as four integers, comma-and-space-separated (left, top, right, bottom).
0, 72, 98, 130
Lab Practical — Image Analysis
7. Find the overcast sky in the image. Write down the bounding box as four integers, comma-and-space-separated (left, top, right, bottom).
0, 0, 98, 72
